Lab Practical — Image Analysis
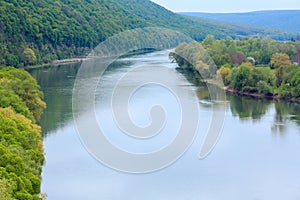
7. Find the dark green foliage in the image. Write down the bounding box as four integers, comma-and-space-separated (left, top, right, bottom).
229, 95, 270, 120
0, 0, 297, 67
257, 81, 273, 95
0, 68, 45, 199
291, 71, 300, 97
0, 67, 46, 122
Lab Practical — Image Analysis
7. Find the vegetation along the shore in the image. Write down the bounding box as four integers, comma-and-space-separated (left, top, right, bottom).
171, 37, 300, 100
0, 0, 298, 68
0, 67, 46, 200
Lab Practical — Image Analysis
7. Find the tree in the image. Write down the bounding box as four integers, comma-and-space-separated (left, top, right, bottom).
230, 63, 254, 91
23, 48, 37, 66
229, 52, 246, 65
203, 35, 215, 46
0, 67, 46, 122
257, 80, 273, 95
271, 53, 292, 86
0, 179, 16, 200
271, 53, 291, 69
291, 71, 300, 97
218, 66, 231, 85
0, 67, 45, 200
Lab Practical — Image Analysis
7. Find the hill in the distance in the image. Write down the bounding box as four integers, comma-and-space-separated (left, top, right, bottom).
181, 10, 300, 33
0, 0, 297, 67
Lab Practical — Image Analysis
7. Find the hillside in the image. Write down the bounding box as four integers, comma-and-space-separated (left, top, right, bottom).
0, 67, 46, 199
0, 0, 297, 67
181, 10, 300, 33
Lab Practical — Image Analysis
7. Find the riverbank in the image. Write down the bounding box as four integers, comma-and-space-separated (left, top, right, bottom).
24, 49, 156, 69
24, 57, 93, 69
224, 86, 300, 103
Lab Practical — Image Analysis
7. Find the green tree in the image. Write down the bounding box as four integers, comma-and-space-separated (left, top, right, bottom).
0, 67, 45, 200
271, 53, 291, 69
291, 71, 300, 97
218, 66, 231, 85
0, 179, 16, 200
0, 67, 46, 122
257, 80, 273, 95
23, 48, 37, 66
230, 63, 254, 91
271, 53, 292, 86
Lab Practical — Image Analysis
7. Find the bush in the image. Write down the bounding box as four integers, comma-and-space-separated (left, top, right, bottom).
257, 80, 273, 95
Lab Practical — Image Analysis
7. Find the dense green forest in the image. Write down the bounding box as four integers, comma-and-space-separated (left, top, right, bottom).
0, 0, 298, 67
0, 67, 46, 200
182, 10, 300, 33
171, 37, 300, 100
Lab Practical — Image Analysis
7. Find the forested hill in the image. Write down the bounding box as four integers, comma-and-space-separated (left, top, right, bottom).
0, 0, 297, 67
181, 10, 300, 33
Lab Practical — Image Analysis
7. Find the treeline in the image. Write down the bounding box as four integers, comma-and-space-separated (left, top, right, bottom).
171, 37, 300, 100
0, 0, 297, 67
0, 67, 46, 200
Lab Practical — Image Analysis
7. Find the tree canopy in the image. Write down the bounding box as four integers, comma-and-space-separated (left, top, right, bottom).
0, 67, 45, 200
171, 38, 300, 99
0, 0, 297, 67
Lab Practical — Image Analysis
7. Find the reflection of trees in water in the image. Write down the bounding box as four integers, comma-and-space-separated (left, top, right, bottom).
29, 61, 132, 136
229, 95, 270, 121
197, 86, 210, 101
272, 102, 288, 135
272, 102, 300, 135
197, 84, 226, 102
196, 86, 300, 135
32, 62, 300, 137
29, 63, 80, 135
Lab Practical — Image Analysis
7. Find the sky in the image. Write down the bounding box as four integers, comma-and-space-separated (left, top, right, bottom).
151, 0, 300, 13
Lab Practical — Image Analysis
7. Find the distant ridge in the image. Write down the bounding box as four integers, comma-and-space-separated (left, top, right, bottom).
0, 0, 298, 67
181, 10, 300, 33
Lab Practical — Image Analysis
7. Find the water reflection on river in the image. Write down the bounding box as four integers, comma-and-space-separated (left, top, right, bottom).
30, 51, 300, 200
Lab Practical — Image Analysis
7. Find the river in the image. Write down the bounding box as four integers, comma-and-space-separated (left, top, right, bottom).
29, 50, 300, 200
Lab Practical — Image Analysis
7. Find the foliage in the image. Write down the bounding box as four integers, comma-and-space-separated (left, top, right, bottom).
271, 53, 292, 86
271, 53, 292, 69
0, 0, 298, 67
23, 49, 37, 66
291, 71, 300, 97
0, 67, 46, 122
257, 81, 273, 95
0, 179, 16, 200
172, 38, 300, 99
0, 68, 45, 199
230, 63, 257, 92
218, 66, 231, 85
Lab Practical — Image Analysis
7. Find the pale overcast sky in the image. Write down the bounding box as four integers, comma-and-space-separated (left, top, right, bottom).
151, 0, 300, 13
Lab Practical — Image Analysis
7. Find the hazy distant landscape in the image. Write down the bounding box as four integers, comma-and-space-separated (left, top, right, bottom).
181, 10, 300, 33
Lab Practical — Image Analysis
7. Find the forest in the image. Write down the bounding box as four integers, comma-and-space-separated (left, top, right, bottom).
171, 37, 300, 100
0, 67, 46, 200
0, 0, 297, 67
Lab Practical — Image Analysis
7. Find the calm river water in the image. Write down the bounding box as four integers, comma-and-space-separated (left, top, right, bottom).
29, 51, 300, 200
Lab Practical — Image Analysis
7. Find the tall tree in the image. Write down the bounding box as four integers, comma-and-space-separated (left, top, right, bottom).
271, 53, 292, 86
